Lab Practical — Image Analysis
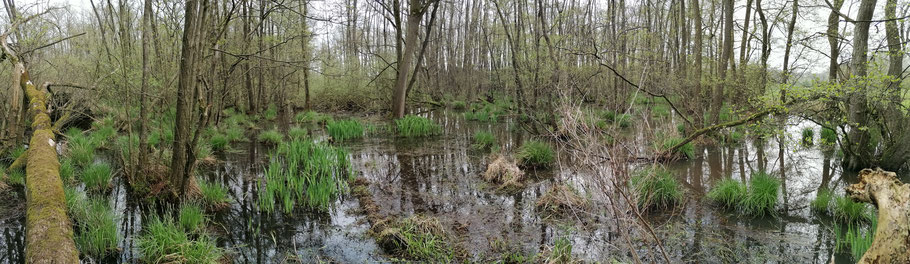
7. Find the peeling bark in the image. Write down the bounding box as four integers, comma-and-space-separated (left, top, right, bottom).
846, 168, 910, 263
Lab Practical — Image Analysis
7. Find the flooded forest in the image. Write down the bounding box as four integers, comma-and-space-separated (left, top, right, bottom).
2, 0, 910, 263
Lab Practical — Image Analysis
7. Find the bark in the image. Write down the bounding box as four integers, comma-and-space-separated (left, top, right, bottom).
391, 0, 428, 118
710, 0, 733, 124
884, 0, 901, 100
170, 0, 203, 198
139, 0, 152, 172
845, 168, 910, 263
827, 0, 844, 82
844, 0, 877, 171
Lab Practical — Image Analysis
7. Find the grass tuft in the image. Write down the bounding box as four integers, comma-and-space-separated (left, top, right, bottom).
833, 195, 873, 223
707, 179, 747, 208
257, 129, 284, 145
378, 215, 454, 262
516, 140, 555, 169
471, 131, 496, 150
811, 189, 833, 214
6, 169, 24, 186
59, 158, 75, 184
326, 119, 364, 142
802, 128, 815, 145
821, 127, 837, 145
258, 139, 352, 213
74, 197, 120, 258
632, 166, 683, 210
545, 236, 573, 264
740, 172, 780, 217
288, 126, 308, 140
137, 215, 223, 263
395, 115, 441, 138
658, 137, 695, 159
179, 203, 206, 233
197, 178, 231, 208
209, 133, 229, 151
835, 218, 876, 261
81, 162, 113, 193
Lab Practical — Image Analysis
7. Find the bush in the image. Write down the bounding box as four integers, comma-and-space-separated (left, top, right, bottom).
257, 129, 284, 145
81, 162, 113, 193
197, 178, 231, 208
516, 140, 555, 169
707, 179, 746, 208
395, 115, 441, 138
821, 127, 837, 145
74, 197, 119, 258
472, 131, 496, 150
326, 119, 364, 142
740, 172, 780, 217
631, 166, 683, 209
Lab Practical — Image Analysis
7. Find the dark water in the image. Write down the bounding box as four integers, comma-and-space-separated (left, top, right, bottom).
0, 110, 900, 263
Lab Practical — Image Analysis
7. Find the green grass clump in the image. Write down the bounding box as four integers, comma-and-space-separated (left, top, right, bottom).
223, 112, 250, 128
257, 129, 284, 145
6, 145, 25, 162
223, 126, 245, 142
516, 140, 555, 169
67, 129, 98, 167
195, 142, 213, 160
74, 197, 120, 258
451, 100, 467, 110
651, 104, 670, 118
811, 189, 833, 214
380, 216, 455, 262
833, 195, 873, 223
614, 113, 632, 128
835, 218, 876, 261
802, 128, 815, 145
179, 203, 206, 233
659, 137, 695, 159
707, 179, 747, 208
5, 169, 24, 186
395, 115, 441, 138
471, 131, 496, 150
197, 178, 231, 208
740, 172, 780, 217
209, 133, 229, 151
81, 162, 113, 193
326, 119, 364, 142
545, 236, 574, 264
263, 103, 278, 121
258, 139, 353, 213
631, 166, 683, 209
295, 111, 333, 124
59, 158, 75, 184
136, 216, 223, 263
821, 127, 837, 145
288, 126, 308, 140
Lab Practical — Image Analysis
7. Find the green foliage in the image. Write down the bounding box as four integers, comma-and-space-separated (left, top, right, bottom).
67, 128, 98, 167
740, 172, 780, 217
257, 129, 284, 145
209, 133, 229, 151
833, 195, 873, 223
197, 178, 231, 208
74, 197, 119, 258
179, 203, 206, 233
651, 104, 670, 118
821, 127, 837, 145
90, 120, 118, 148
195, 141, 213, 160
464, 102, 506, 122
137, 216, 223, 263
263, 103, 278, 121
81, 162, 113, 193
59, 158, 75, 184
6, 145, 25, 162
395, 115, 441, 138
545, 236, 573, 264
223, 126, 245, 142
223, 111, 250, 128
288, 126, 308, 140
516, 140, 555, 169
835, 218, 876, 261
802, 128, 815, 145
258, 139, 352, 213
659, 137, 694, 159
631, 166, 683, 209
326, 119, 364, 142
471, 131, 497, 150
5, 169, 24, 186
614, 113, 632, 128
295, 111, 333, 124
450, 100, 467, 110
707, 179, 747, 208
811, 189, 833, 214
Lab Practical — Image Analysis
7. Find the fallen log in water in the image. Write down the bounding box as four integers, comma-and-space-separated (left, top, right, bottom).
846, 168, 910, 263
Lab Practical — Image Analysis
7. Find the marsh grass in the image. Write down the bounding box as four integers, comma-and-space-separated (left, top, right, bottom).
631, 166, 683, 210
659, 137, 694, 159
288, 126, 308, 140
198, 178, 231, 208
833, 195, 873, 223
802, 128, 815, 146
179, 203, 206, 233
545, 236, 573, 264
136, 215, 223, 263
811, 189, 833, 214
395, 115, 441, 138
74, 197, 120, 258
651, 104, 670, 118
471, 131, 496, 150
516, 140, 555, 169
224, 126, 246, 142
740, 172, 780, 217
835, 218, 876, 261
821, 127, 837, 145
450, 100, 467, 110
380, 216, 455, 262
209, 133, 229, 151
258, 139, 352, 213
5, 169, 24, 186
614, 113, 632, 128
67, 128, 98, 167
258, 129, 284, 145
707, 179, 747, 208
326, 119, 364, 142
82, 162, 113, 193
59, 158, 75, 184
295, 111, 333, 124
6, 145, 25, 162
263, 103, 278, 121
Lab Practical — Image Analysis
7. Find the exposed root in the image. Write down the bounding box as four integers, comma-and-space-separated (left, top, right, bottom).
483, 154, 525, 190
536, 185, 588, 218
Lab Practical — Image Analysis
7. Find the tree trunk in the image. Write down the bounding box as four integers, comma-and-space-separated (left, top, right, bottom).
391, 0, 427, 118
139, 0, 152, 179
827, 0, 844, 82
710, 0, 733, 124
844, 0, 877, 171
170, 0, 203, 199
845, 168, 910, 263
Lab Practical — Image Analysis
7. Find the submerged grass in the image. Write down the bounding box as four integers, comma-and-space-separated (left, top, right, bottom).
258, 139, 352, 213
395, 115, 441, 138
516, 140, 555, 169
632, 166, 683, 210
471, 131, 496, 150
81, 162, 113, 193
326, 119, 364, 142
258, 129, 284, 145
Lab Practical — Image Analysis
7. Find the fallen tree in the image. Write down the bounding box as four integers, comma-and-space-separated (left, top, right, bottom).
1, 11, 79, 263
845, 168, 910, 263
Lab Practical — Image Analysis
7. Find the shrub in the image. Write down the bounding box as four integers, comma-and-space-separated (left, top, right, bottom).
179, 203, 206, 233
740, 172, 779, 217
516, 140, 555, 169
395, 115, 441, 138
659, 137, 694, 159
197, 178, 231, 208
707, 179, 746, 208
74, 197, 119, 258
821, 127, 837, 145
472, 131, 496, 150
82, 162, 113, 193
326, 119, 364, 142
811, 189, 833, 214
802, 128, 815, 145
209, 133, 229, 151
258, 139, 352, 213
631, 166, 683, 209
257, 129, 284, 145
833, 195, 873, 223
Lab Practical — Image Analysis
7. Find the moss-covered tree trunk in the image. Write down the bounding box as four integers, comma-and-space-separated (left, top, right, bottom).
846, 168, 910, 263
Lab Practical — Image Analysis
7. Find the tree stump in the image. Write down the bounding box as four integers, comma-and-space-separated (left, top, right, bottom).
845, 168, 910, 263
